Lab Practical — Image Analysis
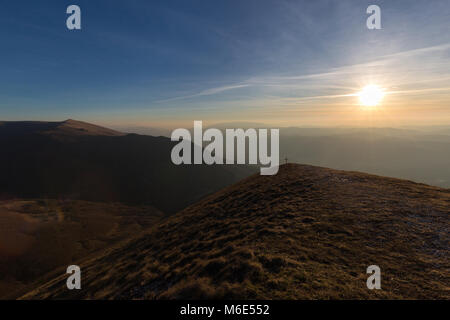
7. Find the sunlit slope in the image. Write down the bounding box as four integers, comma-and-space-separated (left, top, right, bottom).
22, 164, 449, 299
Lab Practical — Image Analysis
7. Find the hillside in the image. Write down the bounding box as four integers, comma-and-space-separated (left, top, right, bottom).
43, 119, 126, 138
0, 199, 164, 299
21, 164, 450, 299
0, 120, 255, 214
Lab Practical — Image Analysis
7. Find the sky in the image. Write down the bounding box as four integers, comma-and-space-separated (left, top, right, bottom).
0, 0, 449, 129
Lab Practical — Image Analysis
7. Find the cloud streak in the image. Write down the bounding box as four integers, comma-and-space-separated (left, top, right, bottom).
157, 43, 450, 106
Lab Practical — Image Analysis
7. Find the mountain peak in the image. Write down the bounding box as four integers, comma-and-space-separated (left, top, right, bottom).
0, 119, 125, 137
62, 119, 77, 123
52, 119, 125, 137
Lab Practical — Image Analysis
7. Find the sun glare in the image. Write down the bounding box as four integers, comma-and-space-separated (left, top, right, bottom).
358, 85, 385, 107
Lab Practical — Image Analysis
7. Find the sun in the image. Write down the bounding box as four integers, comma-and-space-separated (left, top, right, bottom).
358, 85, 385, 107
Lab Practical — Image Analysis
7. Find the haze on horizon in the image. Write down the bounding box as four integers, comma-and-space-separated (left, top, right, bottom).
0, 0, 449, 129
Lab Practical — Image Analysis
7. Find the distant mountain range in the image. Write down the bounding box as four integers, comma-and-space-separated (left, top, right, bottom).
116, 123, 450, 188
0, 119, 255, 214
277, 127, 450, 188
20, 164, 450, 299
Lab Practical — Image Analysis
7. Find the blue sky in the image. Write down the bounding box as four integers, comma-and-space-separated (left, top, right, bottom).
1, 0, 449, 127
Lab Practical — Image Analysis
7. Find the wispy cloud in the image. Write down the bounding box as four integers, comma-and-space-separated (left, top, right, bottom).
155, 84, 250, 103
156, 42, 450, 106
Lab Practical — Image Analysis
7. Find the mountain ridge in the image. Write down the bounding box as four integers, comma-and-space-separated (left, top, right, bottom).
20, 164, 450, 299
0, 119, 255, 213
0, 119, 125, 138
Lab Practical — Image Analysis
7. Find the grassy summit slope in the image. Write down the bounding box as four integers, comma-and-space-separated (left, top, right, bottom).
22, 164, 450, 299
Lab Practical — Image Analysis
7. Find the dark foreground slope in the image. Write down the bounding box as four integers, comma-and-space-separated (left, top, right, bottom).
22, 164, 449, 299
0, 199, 163, 299
0, 120, 254, 214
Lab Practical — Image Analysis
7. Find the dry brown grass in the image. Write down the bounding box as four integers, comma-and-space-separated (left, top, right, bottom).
0, 199, 164, 299
20, 164, 450, 299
